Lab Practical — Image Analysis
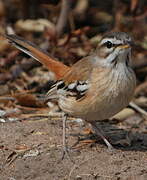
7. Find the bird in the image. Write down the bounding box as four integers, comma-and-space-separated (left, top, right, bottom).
6, 32, 136, 154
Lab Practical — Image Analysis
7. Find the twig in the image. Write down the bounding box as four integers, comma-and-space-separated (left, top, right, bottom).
0, 96, 15, 101
56, 0, 71, 37
129, 101, 147, 118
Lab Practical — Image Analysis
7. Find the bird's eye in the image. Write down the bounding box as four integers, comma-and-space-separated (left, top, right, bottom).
105, 41, 113, 48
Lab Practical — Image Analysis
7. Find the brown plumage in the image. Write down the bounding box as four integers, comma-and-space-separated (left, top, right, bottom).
6, 32, 136, 152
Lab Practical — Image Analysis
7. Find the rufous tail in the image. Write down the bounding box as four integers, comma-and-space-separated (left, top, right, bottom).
6, 34, 70, 80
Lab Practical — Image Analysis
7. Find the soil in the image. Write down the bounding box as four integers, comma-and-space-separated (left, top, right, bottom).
0, 115, 147, 180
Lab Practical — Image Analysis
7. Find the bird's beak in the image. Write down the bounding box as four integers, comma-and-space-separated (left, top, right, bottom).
118, 44, 131, 49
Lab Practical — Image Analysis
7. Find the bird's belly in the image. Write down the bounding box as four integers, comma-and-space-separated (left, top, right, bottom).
84, 77, 135, 121
58, 87, 133, 121
84, 93, 132, 121
58, 67, 136, 121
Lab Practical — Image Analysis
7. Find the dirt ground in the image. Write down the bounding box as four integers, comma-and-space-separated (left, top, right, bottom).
0, 114, 147, 180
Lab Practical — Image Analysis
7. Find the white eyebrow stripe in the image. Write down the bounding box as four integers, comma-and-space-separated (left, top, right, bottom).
100, 38, 123, 45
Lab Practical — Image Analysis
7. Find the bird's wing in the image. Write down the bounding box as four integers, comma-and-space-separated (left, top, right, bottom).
47, 57, 93, 100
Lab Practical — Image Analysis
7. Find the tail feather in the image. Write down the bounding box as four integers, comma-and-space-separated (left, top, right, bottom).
6, 34, 70, 79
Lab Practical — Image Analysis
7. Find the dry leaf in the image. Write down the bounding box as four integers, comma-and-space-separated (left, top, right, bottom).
14, 93, 46, 107
15, 19, 55, 33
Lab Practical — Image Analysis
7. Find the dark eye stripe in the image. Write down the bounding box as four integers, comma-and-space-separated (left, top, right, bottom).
101, 42, 123, 47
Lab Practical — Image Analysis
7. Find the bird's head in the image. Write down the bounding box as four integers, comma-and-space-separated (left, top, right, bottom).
96, 32, 133, 67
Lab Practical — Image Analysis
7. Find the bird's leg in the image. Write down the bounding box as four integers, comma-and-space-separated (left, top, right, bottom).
90, 121, 114, 151
61, 113, 74, 162
62, 113, 68, 159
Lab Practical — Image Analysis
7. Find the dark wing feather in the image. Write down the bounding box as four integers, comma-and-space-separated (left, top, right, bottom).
47, 57, 94, 100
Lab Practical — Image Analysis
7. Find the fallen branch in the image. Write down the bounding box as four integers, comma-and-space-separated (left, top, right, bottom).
56, 0, 71, 37
129, 101, 147, 118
